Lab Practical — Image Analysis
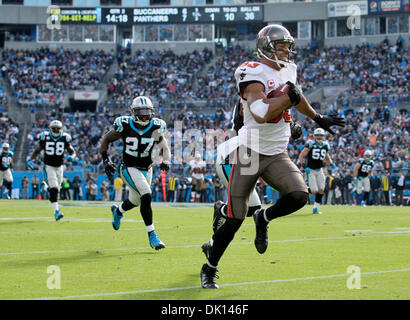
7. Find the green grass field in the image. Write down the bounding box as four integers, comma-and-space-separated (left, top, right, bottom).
0, 200, 409, 300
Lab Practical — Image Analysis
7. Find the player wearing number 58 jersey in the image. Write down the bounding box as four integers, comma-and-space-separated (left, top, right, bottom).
99, 96, 171, 250
353, 150, 374, 206
299, 128, 336, 214
27, 120, 76, 221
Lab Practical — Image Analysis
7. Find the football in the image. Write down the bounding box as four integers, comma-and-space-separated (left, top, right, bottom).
268, 83, 290, 98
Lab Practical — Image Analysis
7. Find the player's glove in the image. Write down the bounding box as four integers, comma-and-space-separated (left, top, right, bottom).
160, 162, 170, 172
313, 113, 346, 135
290, 121, 302, 140
67, 155, 75, 162
103, 159, 116, 177
26, 160, 35, 170
305, 167, 311, 174
331, 162, 337, 169
286, 81, 302, 106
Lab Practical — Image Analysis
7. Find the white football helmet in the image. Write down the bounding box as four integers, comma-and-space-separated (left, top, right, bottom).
364, 150, 372, 159
129, 96, 155, 126
49, 120, 63, 138
2, 142, 10, 153
313, 128, 325, 142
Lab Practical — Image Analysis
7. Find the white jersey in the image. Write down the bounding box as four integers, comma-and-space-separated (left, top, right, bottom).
234, 61, 297, 156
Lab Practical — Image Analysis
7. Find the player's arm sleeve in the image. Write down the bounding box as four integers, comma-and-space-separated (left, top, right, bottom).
113, 117, 125, 133
157, 135, 171, 164
235, 62, 266, 99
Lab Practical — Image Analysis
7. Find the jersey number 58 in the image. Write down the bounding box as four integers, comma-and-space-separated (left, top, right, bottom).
45, 141, 65, 156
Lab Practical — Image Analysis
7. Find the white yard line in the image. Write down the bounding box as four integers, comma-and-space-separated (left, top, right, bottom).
1, 232, 409, 256
24, 267, 410, 300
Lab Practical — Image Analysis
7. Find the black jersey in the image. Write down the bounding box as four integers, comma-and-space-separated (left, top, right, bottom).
305, 140, 330, 170
357, 158, 374, 178
113, 116, 166, 170
38, 131, 72, 167
0, 151, 13, 171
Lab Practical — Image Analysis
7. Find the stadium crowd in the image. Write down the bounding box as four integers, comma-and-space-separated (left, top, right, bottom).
1, 48, 114, 108
0, 39, 408, 204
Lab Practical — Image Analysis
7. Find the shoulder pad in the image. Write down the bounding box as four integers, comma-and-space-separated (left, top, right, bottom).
305, 140, 314, 148
64, 133, 72, 143
359, 158, 364, 163
113, 116, 131, 133
153, 118, 166, 134
236, 61, 264, 74
39, 131, 49, 141
235, 61, 265, 82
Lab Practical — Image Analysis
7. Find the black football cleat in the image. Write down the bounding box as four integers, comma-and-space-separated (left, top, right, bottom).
212, 200, 226, 233
201, 241, 213, 259
200, 264, 219, 289
253, 209, 269, 254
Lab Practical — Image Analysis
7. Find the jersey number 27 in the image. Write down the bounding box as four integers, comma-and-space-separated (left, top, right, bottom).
125, 137, 154, 158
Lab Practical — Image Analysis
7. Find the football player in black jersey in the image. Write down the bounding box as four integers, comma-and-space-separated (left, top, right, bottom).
27, 120, 76, 220
99, 96, 171, 250
0, 143, 14, 199
353, 150, 374, 206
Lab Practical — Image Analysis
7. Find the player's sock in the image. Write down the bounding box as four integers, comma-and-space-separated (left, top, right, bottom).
118, 199, 136, 216
49, 188, 59, 212
207, 218, 243, 267
314, 194, 323, 210
264, 191, 309, 222
146, 224, 155, 233
246, 205, 262, 217
140, 193, 153, 226
51, 202, 59, 212
363, 192, 369, 204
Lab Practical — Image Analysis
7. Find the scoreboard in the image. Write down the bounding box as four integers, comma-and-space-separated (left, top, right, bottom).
57, 5, 264, 25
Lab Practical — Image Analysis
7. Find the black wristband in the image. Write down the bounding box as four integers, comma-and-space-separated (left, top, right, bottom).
287, 90, 301, 105
102, 151, 109, 161
313, 113, 322, 121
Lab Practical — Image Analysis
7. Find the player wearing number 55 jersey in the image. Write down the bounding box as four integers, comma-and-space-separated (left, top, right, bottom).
353, 150, 374, 206
27, 120, 76, 221
99, 96, 171, 250
299, 128, 336, 214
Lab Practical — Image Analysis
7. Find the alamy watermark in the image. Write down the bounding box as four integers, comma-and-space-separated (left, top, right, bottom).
346, 5, 362, 31
47, 265, 61, 289
46, 5, 61, 30
346, 265, 361, 289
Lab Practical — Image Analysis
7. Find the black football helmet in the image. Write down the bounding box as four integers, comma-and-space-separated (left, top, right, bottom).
256, 24, 296, 68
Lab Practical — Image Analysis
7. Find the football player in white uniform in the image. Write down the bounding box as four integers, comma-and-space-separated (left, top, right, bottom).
189, 153, 206, 202
99, 96, 171, 250
299, 128, 337, 214
201, 100, 303, 258
0, 143, 13, 199
200, 24, 345, 289
27, 120, 76, 220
